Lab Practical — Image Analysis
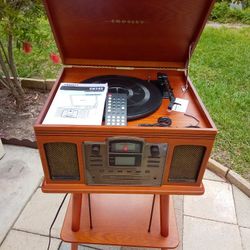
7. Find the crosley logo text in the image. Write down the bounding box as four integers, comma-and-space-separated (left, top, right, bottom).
109, 19, 145, 24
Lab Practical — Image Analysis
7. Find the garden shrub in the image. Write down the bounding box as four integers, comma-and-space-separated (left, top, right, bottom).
211, 2, 229, 21
210, 2, 250, 24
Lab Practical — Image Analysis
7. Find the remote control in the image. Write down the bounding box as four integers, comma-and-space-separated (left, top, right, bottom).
105, 93, 127, 126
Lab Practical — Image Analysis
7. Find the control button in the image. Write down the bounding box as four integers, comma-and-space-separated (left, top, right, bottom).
91, 144, 100, 155
150, 145, 160, 157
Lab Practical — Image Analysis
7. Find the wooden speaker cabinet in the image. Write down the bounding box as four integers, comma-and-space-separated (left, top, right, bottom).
35, 0, 217, 196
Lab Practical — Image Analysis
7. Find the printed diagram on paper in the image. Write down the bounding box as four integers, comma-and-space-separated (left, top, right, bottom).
43, 83, 108, 125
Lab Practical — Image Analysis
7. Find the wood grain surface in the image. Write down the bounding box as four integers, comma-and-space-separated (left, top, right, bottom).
61, 194, 179, 248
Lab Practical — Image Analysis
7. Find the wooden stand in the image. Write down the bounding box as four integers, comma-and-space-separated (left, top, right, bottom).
61, 193, 179, 249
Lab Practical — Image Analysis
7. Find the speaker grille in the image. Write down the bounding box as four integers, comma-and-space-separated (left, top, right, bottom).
44, 142, 80, 180
168, 145, 206, 183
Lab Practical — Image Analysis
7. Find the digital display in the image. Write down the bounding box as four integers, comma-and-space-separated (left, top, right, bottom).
115, 143, 137, 151
110, 141, 142, 153
114, 156, 136, 166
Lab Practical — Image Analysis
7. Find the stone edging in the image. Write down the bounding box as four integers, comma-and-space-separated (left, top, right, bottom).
207, 159, 250, 198
6, 78, 250, 198
20, 77, 56, 90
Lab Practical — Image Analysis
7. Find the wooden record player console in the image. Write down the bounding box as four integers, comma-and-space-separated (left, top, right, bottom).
35, 1, 217, 249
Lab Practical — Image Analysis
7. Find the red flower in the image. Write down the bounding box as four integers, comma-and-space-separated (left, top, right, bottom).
50, 53, 60, 64
22, 42, 32, 54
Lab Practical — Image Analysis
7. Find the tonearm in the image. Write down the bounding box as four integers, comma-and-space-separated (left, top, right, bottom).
157, 73, 176, 110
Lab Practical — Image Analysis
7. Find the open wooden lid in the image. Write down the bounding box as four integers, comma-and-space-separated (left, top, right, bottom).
43, 0, 215, 69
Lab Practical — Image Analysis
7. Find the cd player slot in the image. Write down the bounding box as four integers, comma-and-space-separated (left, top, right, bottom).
90, 159, 103, 162
103, 175, 150, 181
100, 180, 152, 184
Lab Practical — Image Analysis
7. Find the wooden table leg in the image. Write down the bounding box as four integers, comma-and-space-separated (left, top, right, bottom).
71, 243, 78, 250
160, 194, 170, 237
72, 193, 82, 232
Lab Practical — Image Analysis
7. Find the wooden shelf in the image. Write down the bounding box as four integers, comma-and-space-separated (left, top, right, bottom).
61, 194, 179, 249
42, 180, 204, 195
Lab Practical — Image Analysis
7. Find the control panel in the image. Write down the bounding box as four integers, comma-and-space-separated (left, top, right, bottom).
83, 137, 168, 186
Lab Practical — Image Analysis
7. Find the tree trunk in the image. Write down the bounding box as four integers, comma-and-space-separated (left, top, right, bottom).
8, 34, 25, 97
0, 37, 24, 107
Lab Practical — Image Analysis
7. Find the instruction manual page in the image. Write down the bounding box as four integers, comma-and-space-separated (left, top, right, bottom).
43, 82, 108, 125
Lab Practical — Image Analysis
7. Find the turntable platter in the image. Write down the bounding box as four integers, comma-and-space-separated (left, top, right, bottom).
82, 75, 162, 120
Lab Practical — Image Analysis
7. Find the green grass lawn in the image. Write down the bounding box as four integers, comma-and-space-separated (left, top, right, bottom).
14, 23, 250, 180
190, 26, 250, 179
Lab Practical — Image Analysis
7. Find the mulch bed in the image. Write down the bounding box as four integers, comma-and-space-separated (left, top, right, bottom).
0, 88, 49, 148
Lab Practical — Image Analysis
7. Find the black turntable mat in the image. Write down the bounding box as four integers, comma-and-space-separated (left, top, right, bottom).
81, 75, 162, 120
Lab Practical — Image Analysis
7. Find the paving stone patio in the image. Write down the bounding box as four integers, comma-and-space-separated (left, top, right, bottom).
0, 145, 249, 250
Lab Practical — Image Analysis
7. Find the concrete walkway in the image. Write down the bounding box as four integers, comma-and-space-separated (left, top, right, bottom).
0, 145, 249, 250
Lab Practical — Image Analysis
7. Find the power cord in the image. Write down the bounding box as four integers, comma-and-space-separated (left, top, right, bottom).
139, 114, 200, 128
184, 113, 200, 128
138, 116, 172, 127
57, 240, 63, 249
158, 116, 172, 125
47, 193, 68, 250
139, 117, 172, 127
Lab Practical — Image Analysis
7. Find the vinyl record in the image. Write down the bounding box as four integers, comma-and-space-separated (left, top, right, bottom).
81, 75, 162, 120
